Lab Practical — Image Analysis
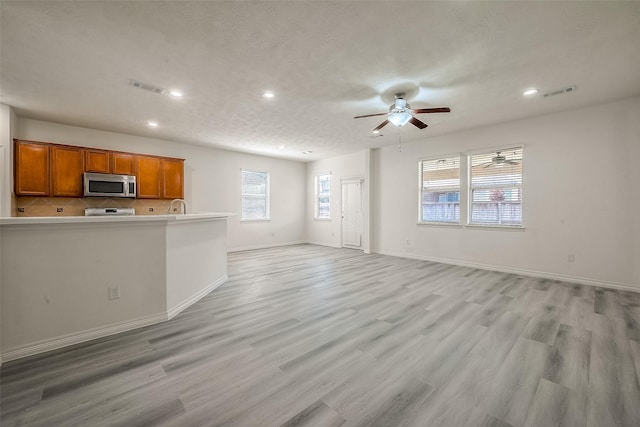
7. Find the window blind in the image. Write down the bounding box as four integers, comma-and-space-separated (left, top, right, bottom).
315, 174, 331, 219
241, 170, 270, 220
469, 147, 523, 226
419, 156, 460, 223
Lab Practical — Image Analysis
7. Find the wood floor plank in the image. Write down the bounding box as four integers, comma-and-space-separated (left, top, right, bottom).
280, 400, 345, 427
2, 244, 639, 427
629, 339, 640, 386
542, 324, 591, 392
587, 314, 640, 427
523, 378, 587, 427
403, 351, 498, 427
487, 337, 551, 427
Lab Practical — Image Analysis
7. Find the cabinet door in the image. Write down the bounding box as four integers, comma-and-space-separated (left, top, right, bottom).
84, 149, 110, 173
161, 158, 184, 199
110, 152, 134, 175
51, 145, 85, 197
135, 156, 161, 198
14, 140, 50, 196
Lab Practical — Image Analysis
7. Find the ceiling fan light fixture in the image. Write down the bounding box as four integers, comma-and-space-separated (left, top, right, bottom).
388, 110, 412, 126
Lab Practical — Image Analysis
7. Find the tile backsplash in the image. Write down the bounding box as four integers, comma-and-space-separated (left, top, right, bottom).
15, 196, 176, 217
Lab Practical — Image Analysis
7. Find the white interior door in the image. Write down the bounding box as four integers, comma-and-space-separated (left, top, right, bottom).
342, 179, 363, 249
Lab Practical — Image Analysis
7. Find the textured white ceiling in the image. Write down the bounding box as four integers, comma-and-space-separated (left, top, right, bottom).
1, 1, 639, 161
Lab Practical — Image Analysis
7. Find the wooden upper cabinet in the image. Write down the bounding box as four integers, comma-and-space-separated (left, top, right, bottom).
161, 158, 184, 199
51, 145, 85, 197
14, 139, 184, 200
110, 152, 134, 175
84, 149, 110, 173
135, 155, 161, 199
14, 140, 50, 196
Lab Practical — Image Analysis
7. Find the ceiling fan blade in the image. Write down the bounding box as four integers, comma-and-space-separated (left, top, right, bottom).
412, 107, 451, 114
354, 112, 387, 119
372, 120, 389, 132
409, 117, 428, 129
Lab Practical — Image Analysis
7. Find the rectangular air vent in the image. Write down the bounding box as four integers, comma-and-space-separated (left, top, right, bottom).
129, 80, 166, 95
542, 85, 575, 98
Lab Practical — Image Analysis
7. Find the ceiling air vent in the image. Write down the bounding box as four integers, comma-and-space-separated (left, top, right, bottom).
542, 85, 575, 98
129, 80, 166, 95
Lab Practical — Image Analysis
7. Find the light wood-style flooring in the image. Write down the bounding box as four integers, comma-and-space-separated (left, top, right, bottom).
2, 244, 640, 426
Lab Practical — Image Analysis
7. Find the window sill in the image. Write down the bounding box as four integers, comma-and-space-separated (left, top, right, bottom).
313, 218, 332, 222
465, 224, 525, 231
415, 222, 525, 231
240, 218, 271, 223
416, 222, 463, 228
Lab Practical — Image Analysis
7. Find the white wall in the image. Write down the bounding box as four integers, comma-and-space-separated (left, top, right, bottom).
0, 104, 16, 217
0, 104, 16, 364
1, 221, 167, 357
373, 96, 640, 290
166, 218, 227, 315
15, 118, 306, 250
1, 215, 229, 361
305, 150, 371, 251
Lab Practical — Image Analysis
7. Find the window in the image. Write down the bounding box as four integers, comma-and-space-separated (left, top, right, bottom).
241, 170, 270, 221
419, 156, 460, 223
469, 147, 523, 226
314, 173, 331, 219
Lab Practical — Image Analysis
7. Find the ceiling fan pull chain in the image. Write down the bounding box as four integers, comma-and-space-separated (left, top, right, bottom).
398, 134, 402, 152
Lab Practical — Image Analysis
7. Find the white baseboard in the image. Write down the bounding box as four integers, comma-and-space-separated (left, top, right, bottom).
305, 240, 342, 248
167, 275, 227, 320
1, 312, 168, 363
228, 240, 306, 253
375, 249, 639, 293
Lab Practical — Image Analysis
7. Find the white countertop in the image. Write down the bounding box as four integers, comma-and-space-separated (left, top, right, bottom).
0, 212, 235, 225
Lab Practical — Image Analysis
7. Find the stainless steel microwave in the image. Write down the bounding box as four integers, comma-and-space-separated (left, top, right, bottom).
83, 173, 136, 198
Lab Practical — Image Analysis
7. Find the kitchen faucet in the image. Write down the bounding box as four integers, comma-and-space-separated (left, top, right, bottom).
167, 199, 187, 214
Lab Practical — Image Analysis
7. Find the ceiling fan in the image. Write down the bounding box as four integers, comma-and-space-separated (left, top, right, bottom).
354, 92, 451, 133
481, 151, 522, 168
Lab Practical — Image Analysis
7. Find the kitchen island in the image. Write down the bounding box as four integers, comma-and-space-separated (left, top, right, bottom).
0, 213, 232, 362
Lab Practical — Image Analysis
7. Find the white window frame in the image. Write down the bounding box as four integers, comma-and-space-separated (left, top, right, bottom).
468, 146, 523, 228
418, 155, 462, 225
314, 172, 331, 220
241, 169, 270, 222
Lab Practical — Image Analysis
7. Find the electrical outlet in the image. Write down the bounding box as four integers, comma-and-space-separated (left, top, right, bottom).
108, 287, 121, 300
57, 208, 63, 213
567, 254, 575, 263
149, 207, 154, 212
406, 239, 411, 246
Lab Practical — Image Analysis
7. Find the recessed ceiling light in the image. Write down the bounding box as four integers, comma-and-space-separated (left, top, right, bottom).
372, 130, 380, 134
169, 89, 183, 98
302, 150, 313, 154
263, 91, 275, 99
523, 88, 539, 96
278, 145, 285, 150
147, 121, 159, 128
